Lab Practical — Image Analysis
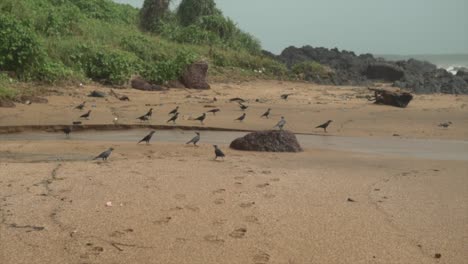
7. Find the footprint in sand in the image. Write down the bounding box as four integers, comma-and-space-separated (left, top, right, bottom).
212, 189, 226, 194
240, 202, 255, 208
212, 219, 227, 226
264, 193, 276, 199
204, 235, 225, 244
256, 183, 270, 188
214, 198, 225, 205
174, 194, 186, 200
270, 178, 280, 182
253, 252, 270, 264
185, 205, 200, 212
154, 216, 172, 225
244, 215, 259, 223
234, 176, 246, 180
229, 228, 247, 238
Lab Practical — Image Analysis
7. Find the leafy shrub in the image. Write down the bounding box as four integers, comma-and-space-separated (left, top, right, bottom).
177, 0, 220, 26
292, 61, 330, 78
197, 15, 236, 40
0, 73, 17, 99
79, 46, 142, 85
69, 0, 138, 25
33, 60, 80, 84
142, 50, 198, 84
0, 14, 43, 77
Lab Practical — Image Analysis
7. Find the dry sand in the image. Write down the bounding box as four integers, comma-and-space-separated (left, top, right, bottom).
1, 81, 467, 264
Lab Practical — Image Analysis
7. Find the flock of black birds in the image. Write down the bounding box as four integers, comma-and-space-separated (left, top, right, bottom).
65, 92, 452, 161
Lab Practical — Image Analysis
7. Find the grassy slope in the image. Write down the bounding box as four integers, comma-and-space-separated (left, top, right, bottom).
0, 0, 287, 91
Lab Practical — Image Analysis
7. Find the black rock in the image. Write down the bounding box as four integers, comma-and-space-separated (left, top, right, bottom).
88, 90, 106, 98
230, 130, 302, 152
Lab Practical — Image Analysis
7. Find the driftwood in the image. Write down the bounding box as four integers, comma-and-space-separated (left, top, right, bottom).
110, 89, 130, 101
368, 87, 413, 108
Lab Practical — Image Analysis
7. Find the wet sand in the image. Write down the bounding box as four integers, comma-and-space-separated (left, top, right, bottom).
1, 80, 467, 139
1, 81, 468, 263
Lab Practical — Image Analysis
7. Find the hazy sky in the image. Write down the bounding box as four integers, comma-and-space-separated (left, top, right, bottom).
114, 0, 468, 55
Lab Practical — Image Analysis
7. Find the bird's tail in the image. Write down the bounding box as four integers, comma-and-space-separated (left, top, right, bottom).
92, 156, 98, 160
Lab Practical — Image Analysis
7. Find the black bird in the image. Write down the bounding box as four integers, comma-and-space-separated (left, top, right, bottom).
144, 108, 153, 119
138, 131, 156, 145
281, 93, 293, 100
261, 108, 271, 119
239, 103, 248, 111
137, 114, 150, 122
273, 116, 286, 130
316, 120, 333, 132
207, 108, 220, 115
75, 101, 86, 110
169, 106, 179, 115
62, 127, 71, 138
194, 113, 206, 124
213, 145, 225, 160
438, 121, 452, 128
93, 147, 114, 161
235, 113, 246, 122
80, 110, 91, 119
167, 112, 179, 124
186, 132, 200, 146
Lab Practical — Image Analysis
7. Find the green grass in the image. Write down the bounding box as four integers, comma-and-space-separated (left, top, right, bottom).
0, 0, 301, 88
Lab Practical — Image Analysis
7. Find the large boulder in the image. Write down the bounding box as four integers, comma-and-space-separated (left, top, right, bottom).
181, 61, 210, 89
364, 63, 404, 81
230, 130, 302, 152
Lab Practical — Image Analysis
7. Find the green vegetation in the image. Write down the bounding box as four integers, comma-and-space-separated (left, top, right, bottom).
0, 0, 297, 90
292, 61, 331, 79
0, 73, 17, 100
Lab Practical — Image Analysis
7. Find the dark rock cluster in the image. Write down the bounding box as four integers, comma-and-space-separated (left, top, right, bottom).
275, 46, 468, 94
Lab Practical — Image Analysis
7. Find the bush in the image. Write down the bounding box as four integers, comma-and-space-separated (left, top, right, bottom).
142, 50, 198, 84
69, 0, 138, 25
0, 73, 17, 100
33, 60, 81, 84
292, 61, 330, 78
79, 46, 142, 85
0, 14, 43, 77
177, 0, 220, 26
197, 15, 236, 40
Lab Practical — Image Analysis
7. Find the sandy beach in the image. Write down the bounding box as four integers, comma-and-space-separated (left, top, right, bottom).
1, 81, 467, 264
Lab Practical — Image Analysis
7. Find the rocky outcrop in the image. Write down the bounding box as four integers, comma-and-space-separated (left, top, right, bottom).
181, 61, 210, 89
364, 63, 404, 82
131, 77, 165, 91
230, 130, 302, 152
275, 46, 468, 94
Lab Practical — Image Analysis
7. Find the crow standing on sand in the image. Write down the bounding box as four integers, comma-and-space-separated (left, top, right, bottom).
235, 113, 246, 122
239, 103, 248, 111
137, 114, 150, 122
80, 110, 91, 119
144, 108, 153, 119
207, 108, 220, 115
138, 131, 156, 145
93, 147, 114, 161
213, 145, 225, 160
261, 108, 271, 118
169, 106, 179, 115
194, 113, 206, 124
167, 112, 179, 124
186, 132, 200, 146
281, 93, 293, 100
75, 101, 86, 110
438, 121, 452, 128
316, 120, 333, 132
62, 127, 72, 138
273, 116, 286, 130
